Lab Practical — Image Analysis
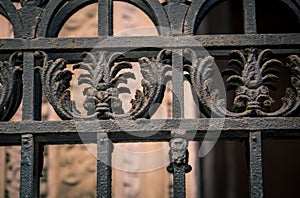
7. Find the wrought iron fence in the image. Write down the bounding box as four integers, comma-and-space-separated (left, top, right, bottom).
0, 0, 300, 197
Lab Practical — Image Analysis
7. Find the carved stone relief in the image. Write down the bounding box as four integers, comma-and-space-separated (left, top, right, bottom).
113, 2, 157, 36
5, 146, 21, 198
0, 15, 13, 38
58, 4, 98, 38
0, 147, 4, 198
57, 145, 97, 198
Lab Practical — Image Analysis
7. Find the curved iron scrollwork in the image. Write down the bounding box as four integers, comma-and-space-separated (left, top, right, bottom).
41, 53, 77, 120
185, 48, 300, 117
41, 50, 171, 120
20, 0, 48, 7
184, 48, 226, 117
0, 53, 23, 121
129, 50, 172, 119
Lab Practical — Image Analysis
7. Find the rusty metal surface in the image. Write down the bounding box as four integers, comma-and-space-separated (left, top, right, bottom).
0, 0, 299, 197
1, 118, 300, 143
0, 34, 299, 51
249, 131, 263, 198
185, 48, 300, 117
97, 133, 113, 198
20, 134, 34, 198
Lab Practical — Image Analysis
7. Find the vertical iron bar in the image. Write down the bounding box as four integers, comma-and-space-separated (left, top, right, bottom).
22, 52, 42, 197
171, 50, 187, 198
20, 134, 34, 198
172, 49, 184, 118
98, 0, 113, 195
249, 131, 264, 198
98, 0, 113, 36
97, 133, 113, 198
168, 130, 191, 198
173, 166, 186, 198
22, 52, 36, 120
243, 0, 257, 34
23, 52, 42, 120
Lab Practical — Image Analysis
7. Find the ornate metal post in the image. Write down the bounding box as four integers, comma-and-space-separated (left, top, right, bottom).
167, 130, 192, 198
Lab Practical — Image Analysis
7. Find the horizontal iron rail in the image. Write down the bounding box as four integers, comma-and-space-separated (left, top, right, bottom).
0, 117, 300, 145
0, 34, 299, 51
1, 49, 299, 64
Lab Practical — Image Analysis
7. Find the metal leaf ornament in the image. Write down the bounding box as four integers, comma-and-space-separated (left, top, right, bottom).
129, 49, 172, 119
224, 49, 281, 116
73, 51, 135, 119
185, 48, 300, 117
0, 52, 23, 121
41, 55, 78, 120
274, 54, 300, 116
184, 48, 226, 117
42, 50, 171, 120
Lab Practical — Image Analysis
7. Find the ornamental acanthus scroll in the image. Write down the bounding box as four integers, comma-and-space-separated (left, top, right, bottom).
1, 49, 298, 120
40, 50, 171, 120
184, 48, 300, 117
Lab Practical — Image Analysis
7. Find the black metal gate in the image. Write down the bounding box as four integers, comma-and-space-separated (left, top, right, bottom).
0, 0, 300, 197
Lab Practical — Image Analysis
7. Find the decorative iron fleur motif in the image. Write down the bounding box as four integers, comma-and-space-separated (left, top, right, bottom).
185, 48, 300, 117
74, 51, 134, 119
41, 50, 171, 120
0, 52, 23, 121
224, 49, 281, 115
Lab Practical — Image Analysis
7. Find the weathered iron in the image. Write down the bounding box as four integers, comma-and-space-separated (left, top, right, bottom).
185, 48, 300, 117
0, 0, 299, 197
